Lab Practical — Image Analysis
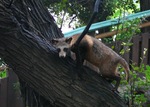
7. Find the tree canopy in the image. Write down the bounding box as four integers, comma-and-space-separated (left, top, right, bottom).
45, 0, 140, 30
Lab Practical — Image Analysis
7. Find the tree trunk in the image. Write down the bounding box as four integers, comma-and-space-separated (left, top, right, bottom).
0, 0, 127, 107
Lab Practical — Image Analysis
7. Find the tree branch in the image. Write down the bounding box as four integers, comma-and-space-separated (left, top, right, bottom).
0, 1, 127, 107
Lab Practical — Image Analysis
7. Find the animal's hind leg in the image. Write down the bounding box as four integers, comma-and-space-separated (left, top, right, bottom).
113, 73, 121, 91
105, 70, 121, 92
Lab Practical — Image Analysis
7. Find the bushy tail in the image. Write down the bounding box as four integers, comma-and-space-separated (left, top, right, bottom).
119, 58, 130, 82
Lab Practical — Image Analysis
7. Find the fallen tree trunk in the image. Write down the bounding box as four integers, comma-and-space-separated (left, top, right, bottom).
0, 0, 127, 107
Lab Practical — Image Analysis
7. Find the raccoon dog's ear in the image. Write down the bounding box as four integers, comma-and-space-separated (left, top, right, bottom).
65, 37, 72, 44
51, 39, 58, 45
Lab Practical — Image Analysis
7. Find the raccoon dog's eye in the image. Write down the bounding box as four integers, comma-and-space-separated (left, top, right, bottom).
63, 48, 68, 52
57, 48, 60, 52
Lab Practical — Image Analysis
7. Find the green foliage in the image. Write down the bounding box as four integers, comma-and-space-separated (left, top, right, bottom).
145, 65, 150, 82
103, 19, 141, 44
119, 48, 150, 107
102, 37, 113, 44
0, 58, 8, 79
134, 94, 147, 106
107, 0, 140, 20
115, 19, 141, 41
101, 0, 140, 43
0, 69, 7, 79
13, 82, 21, 92
49, 0, 85, 28
130, 64, 150, 106
46, 0, 140, 29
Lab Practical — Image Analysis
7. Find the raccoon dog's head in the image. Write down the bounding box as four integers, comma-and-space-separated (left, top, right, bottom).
52, 37, 72, 58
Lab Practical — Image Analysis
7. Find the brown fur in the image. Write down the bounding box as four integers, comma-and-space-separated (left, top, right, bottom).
52, 34, 130, 90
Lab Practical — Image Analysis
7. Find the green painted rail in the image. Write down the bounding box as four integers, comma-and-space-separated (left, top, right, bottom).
64, 9, 150, 37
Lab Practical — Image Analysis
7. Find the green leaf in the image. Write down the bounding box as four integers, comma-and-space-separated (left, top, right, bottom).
145, 65, 150, 81
146, 65, 150, 70
62, 0, 67, 3
0, 70, 7, 79
133, 66, 139, 71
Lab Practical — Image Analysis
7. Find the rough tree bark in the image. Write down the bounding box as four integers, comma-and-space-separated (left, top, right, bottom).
0, 0, 127, 107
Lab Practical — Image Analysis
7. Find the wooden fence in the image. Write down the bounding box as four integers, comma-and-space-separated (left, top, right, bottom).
124, 33, 150, 65
0, 70, 24, 107
0, 33, 150, 107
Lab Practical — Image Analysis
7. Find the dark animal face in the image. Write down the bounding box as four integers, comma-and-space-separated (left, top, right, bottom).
51, 37, 72, 58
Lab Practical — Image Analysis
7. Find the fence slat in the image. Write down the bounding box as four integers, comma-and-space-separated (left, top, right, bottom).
132, 36, 141, 65
0, 78, 8, 107
7, 71, 24, 107
141, 33, 150, 65
123, 51, 130, 64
